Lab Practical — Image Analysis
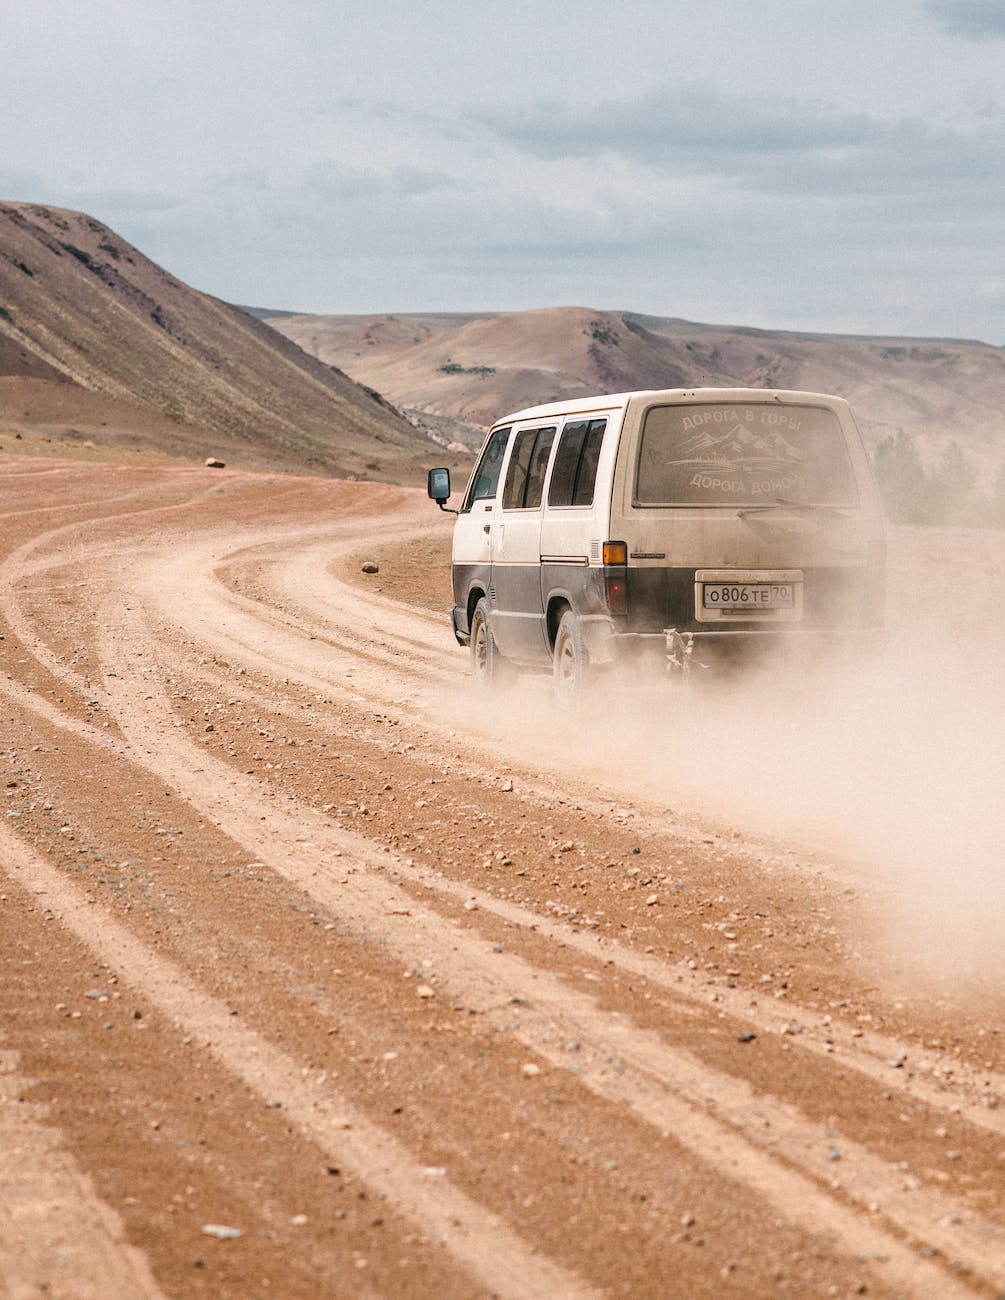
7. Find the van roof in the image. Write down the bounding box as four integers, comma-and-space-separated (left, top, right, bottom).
492, 387, 849, 428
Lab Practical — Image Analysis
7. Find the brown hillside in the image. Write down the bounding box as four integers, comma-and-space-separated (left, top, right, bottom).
270, 306, 1005, 470
271, 307, 681, 429
0, 203, 464, 482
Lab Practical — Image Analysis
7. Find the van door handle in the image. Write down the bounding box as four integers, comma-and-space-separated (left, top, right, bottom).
483, 524, 491, 534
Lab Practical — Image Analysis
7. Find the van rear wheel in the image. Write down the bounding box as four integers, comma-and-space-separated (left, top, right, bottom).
470, 597, 509, 687
553, 610, 589, 706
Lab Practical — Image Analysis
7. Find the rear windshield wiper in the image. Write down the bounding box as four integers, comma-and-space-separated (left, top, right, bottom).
738, 496, 848, 518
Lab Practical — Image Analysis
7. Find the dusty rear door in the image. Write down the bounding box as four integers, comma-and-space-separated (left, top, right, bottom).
613, 394, 885, 636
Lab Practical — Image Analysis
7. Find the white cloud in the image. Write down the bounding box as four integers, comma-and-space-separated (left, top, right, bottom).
472, 86, 874, 164
0, 1, 1002, 340
471, 85, 1004, 197
925, 1, 1005, 38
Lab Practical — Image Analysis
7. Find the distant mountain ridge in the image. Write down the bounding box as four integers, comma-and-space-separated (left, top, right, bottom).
266, 305, 1005, 470
0, 203, 460, 481
3, 202, 1000, 483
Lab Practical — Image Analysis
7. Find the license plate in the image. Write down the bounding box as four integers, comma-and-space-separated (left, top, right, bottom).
703, 582, 795, 610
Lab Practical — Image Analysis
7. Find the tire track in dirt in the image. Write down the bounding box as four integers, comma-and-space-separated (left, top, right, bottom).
1, 510, 445, 721
168, 535, 453, 688
1, 471, 192, 524
5, 647, 1003, 1147
4, 468, 1003, 1297
0, 476, 244, 711
7, 504, 1005, 1144
182, 526, 1005, 1108
0, 1049, 166, 1300
114, 525, 1005, 1129
5, 692, 991, 1300
9, 506, 1003, 1206
0, 823, 599, 1300
85, 608, 1002, 1298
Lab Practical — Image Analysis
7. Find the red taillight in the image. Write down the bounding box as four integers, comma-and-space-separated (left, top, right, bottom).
605, 576, 628, 613
603, 540, 628, 614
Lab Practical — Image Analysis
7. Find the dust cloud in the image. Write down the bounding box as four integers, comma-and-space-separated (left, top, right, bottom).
439, 526, 1005, 993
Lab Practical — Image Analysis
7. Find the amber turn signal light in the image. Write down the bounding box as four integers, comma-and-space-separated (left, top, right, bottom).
602, 541, 628, 566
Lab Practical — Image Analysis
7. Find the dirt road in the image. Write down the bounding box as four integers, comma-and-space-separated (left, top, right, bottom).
1, 459, 1002, 1298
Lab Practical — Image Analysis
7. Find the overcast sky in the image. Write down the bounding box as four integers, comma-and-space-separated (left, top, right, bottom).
2, 0, 1003, 342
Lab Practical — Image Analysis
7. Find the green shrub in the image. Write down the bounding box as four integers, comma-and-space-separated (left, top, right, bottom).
438, 361, 495, 376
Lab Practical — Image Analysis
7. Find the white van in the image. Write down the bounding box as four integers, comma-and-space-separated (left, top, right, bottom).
427, 388, 885, 696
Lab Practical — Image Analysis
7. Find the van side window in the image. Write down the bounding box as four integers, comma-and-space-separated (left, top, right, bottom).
462, 426, 511, 511
548, 418, 607, 507
502, 426, 556, 510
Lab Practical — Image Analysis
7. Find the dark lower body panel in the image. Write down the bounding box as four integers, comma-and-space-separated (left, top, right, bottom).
450, 562, 882, 662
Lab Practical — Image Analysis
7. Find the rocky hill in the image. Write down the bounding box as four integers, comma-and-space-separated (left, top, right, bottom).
267, 305, 1005, 471
0, 204, 465, 482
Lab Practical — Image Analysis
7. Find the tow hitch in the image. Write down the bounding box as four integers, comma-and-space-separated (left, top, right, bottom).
664, 628, 700, 682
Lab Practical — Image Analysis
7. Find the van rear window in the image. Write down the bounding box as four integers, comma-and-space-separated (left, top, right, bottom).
635, 403, 858, 506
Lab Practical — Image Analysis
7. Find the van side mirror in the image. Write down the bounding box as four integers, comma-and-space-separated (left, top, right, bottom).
427, 467, 457, 514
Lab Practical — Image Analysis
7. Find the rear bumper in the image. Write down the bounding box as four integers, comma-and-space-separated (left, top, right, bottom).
603, 624, 885, 667
452, 602, 883, 659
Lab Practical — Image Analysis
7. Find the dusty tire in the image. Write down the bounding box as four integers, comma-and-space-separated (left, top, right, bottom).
470, 597, 509, 687
553, 609, 589, 706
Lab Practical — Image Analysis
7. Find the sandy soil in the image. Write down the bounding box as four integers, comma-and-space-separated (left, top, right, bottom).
1, 457, 1003, 1299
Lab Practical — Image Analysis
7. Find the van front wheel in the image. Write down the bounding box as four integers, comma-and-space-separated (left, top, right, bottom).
470, 598, 508, 687
553, 610, 589, 706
